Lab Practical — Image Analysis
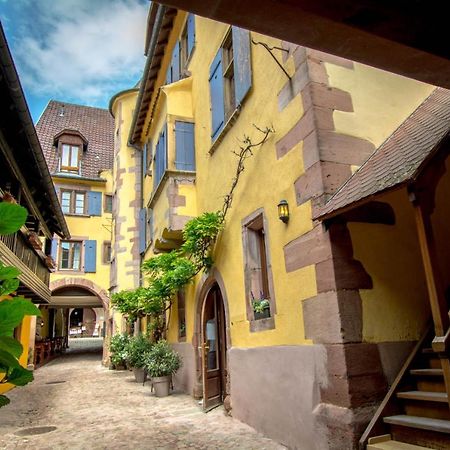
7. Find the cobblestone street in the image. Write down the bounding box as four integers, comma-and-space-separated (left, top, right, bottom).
0, 344, 285, 450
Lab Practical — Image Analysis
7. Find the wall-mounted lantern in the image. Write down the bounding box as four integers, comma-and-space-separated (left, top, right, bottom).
277, 200, 289, 224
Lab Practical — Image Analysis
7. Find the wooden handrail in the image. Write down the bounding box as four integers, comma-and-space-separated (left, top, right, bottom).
358, 325, 431, 449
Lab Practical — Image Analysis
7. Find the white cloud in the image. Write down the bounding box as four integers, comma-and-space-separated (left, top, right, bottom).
13, 0, 148, 104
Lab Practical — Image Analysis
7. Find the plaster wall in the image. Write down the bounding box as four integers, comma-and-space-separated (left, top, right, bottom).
0, 315, 31, 395
348, 189, 430, 342
326, 63, 434, 149
51, 170, 113, 291
162, 17, 315, 348
110, 90, 140, 332
229, 345, 328, 450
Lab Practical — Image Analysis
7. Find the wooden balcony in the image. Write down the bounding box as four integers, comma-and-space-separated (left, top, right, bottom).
0, 231, 51, 303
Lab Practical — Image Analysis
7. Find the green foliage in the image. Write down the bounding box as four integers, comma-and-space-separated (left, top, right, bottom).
111, 287, 165, 324
252, 298, 270, 313
181, 211, 224, 270
109, 333, 130, 367
0, 202, 27, 235
124, 334, 153, 368
144, 340, 182, 378
0, 202, 41, 408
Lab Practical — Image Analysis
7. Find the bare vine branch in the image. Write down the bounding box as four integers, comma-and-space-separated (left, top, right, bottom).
221, 125, 274, 221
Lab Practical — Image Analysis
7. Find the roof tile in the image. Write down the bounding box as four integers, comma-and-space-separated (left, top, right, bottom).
36, 100, 114, 179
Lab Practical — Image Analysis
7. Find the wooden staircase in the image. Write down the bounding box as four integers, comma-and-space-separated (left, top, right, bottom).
360, 330, 450, 449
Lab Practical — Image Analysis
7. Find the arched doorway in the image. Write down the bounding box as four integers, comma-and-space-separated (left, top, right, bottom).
200, 283, 227, 411
48, 278, 109, 362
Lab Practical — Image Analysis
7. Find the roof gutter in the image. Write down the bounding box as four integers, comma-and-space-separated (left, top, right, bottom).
128, 4, 166, 145
0, 25, 70, 238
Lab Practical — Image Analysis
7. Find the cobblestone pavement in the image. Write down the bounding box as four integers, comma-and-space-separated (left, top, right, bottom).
0, 347, 285, 450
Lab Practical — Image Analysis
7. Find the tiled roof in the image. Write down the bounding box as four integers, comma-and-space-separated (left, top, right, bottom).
315, 88, 450, 220
36, 100, 114, 179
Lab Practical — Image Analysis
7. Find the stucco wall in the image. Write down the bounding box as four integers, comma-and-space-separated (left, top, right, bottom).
349, 189, 430, 342
51, 169, 113, 291
229, 345, 327, 450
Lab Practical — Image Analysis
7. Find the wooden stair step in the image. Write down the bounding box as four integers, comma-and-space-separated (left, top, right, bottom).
384, 415, 450, 434
410, 368, 443, 376
422, 348, 434, 354
397, 390, 448, 402
367, 439, 432, 450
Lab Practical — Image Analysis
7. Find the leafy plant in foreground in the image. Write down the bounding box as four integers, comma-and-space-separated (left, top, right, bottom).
0, 201, 41, 408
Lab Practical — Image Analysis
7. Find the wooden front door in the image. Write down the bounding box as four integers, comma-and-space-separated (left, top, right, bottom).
201, 285, 226, 411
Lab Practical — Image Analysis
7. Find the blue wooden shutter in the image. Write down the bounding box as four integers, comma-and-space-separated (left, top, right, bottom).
88, 191, 102, 216
139, 208, 147, 254
187, 14, 195, 57
51, 238, 58, 260
84, 240, 97, 273
172, 41, 180, 82
175, 121, 195, 171
232, 27, 252, 106
209, 49, 225, 140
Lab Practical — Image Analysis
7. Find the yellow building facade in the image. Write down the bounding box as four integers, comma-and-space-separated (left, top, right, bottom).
112, 5, 447, 448
36, 102, 115, 359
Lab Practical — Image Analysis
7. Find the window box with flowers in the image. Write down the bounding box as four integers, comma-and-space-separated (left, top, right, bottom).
251, 296, 271, 320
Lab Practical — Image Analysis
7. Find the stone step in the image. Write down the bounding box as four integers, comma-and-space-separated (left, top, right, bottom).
410, 368, 443, 376
397, 391, 447, 403
384, 415, 450, 434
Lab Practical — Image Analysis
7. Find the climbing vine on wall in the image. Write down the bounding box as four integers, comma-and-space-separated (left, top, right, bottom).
111, 125, 274, 337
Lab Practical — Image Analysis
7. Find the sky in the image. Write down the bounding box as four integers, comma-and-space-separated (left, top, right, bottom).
0, 0, 148, 123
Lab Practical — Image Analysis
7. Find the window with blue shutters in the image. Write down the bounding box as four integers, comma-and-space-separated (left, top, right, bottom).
87, 191, 102, 216
175, 121, 195, 171
167, 14, 195, 86
153, 126, 167, 189
209, 27, 252, 142
181, 14, 195, 69
84, 240, 97, 273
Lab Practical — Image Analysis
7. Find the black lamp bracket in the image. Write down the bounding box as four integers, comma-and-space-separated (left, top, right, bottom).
251, 39, 291, 81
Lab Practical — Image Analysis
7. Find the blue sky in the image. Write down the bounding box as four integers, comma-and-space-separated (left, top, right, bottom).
0, 0, 148, 123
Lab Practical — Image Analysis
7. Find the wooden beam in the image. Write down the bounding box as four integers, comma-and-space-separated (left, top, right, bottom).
414, 203, 448, 337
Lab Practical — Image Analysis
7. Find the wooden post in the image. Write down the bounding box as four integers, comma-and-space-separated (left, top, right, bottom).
414, 203, 448, 337
414, 201, 450, 407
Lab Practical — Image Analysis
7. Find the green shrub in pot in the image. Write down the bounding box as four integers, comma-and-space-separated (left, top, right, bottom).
144, 340, 182, 397
125, 334, 153, 383
109, 333, 130, 369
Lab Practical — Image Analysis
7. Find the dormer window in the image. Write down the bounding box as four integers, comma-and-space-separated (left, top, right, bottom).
53, 129, 88, 176
61, 144, 80, 173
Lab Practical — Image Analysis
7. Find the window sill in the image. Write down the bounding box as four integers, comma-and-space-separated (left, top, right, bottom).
149, 169, 196, 209
64, 213, 90, 218
55, 269, 84, 275
249, 316, 275, 333
209, 106, 241, 155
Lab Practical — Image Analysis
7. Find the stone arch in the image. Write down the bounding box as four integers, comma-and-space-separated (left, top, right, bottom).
50, 277, 109, 310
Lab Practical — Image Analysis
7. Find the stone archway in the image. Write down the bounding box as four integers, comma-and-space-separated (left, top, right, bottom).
50, 278, 110, 363
50, 278, 109, 310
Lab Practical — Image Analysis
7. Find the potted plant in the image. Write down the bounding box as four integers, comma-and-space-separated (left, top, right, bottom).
144, 340, 182, 397
125, 334, 152, 383
109, 333, 130, 370
252, 297, 271, 320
